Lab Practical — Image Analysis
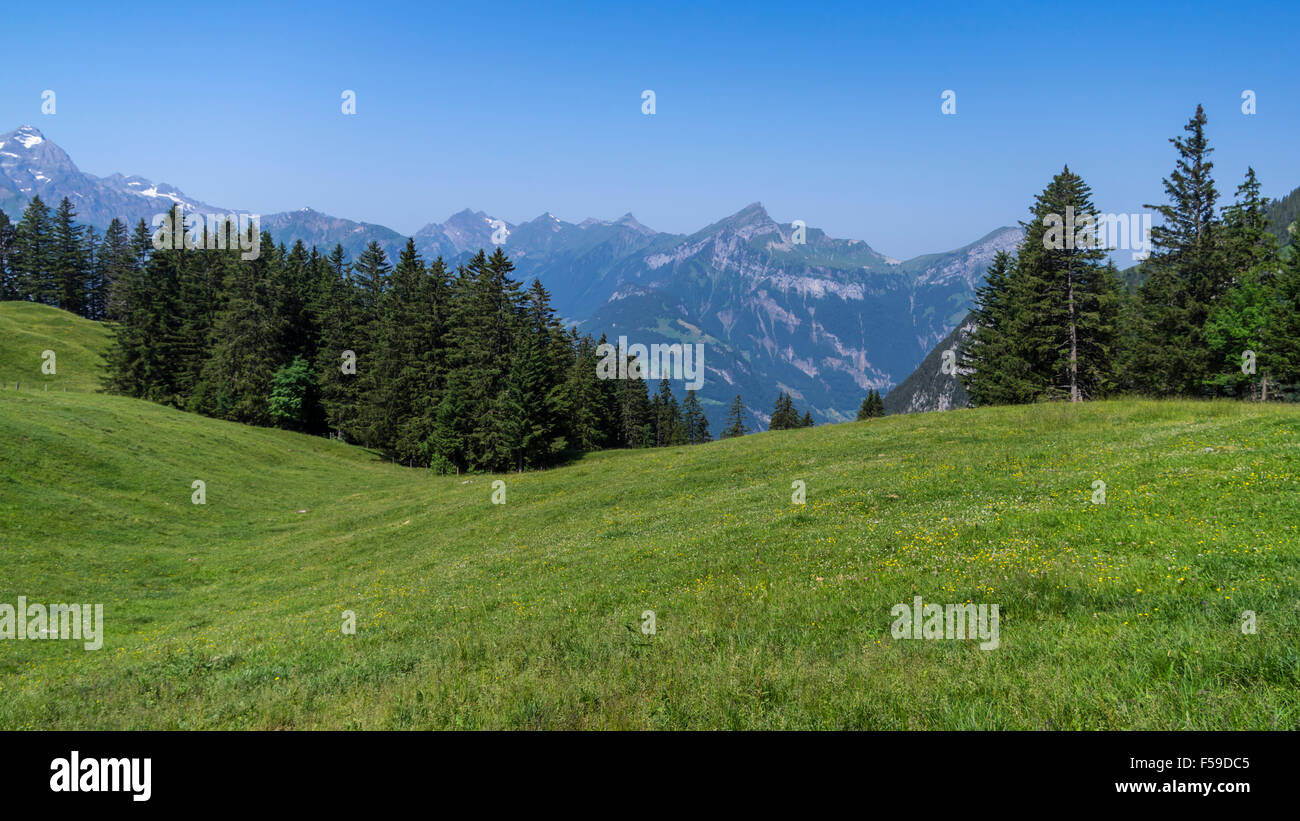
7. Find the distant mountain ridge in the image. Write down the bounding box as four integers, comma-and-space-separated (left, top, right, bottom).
883, 314, 974, 414
0, 124, 1020, 429
0, 125, 227, 229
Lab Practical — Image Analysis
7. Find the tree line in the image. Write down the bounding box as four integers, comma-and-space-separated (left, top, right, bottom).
960, 105, 1300, 405
0, 203, 744, 471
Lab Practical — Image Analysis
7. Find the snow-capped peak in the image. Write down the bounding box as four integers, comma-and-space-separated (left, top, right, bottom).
13, 125, 44, 149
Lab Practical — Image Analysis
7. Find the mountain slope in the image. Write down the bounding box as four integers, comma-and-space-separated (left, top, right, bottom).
575, 209, 1018, 428
3, 359, 1298, 728
262, 208, 411, 262
0, 302, 109, 392
0, 126, 226, 228
883, 313, 974, 414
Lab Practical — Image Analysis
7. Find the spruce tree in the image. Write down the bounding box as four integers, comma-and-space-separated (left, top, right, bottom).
194, 232, 286, 423
13, 196, 54, 304
769, 391, 798, 430
1204, 169, 1279, 397
1133, 105, 1226, 395
651, 378, 686, 446
1264, 240, 1300, 392
961, 251, 1036, 405
314, 245, 365, 441
681, 388, 711, 443
50, 197, 88, 315
0, 210, 15, 300
856, 388, 885, 420
1018, 167, 1121, 401
964, 170, 1120, 404
721, 395, 748, 438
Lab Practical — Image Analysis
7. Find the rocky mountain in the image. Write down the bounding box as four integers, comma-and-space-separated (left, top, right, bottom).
0, 125, 1020, 431
0, 125, 228, 229
883, 313, 975, 414
568, 206, 1018, 428
262, 208, 410, 261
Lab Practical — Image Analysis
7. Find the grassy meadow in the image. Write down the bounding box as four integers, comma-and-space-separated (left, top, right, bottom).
1, 302, 1298, 729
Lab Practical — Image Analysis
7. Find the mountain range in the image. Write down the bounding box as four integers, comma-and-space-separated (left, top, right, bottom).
0, 124, 1021, 429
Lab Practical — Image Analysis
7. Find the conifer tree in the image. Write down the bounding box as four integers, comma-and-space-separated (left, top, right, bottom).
0, 210, 15, 300
1133, 105, 1227, 395
361, 239, 436, 454
721, 395, 748, 438
564, 332, 609, 451
13, 196, 54, 303
681, 388, 711, 443
131, 219, 152, 268
1204, 169, 1279, 397
856, 388, 885, 420
963, 169, 1121, 404
1265, 243, 1300, 391
193, 232, 286, 423
769, 391, 798, 430
651, 378, 686, 446
961, 251, 1036, 405
50, 197, 88, 315
617, 364, 653, 447
98, 219, 134, 321
1015, 167, 1121, 401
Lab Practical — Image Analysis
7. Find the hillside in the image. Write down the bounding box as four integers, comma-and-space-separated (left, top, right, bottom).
883, 313, 973, 414
2, 307, 1298, 729
0, 301, 109, 392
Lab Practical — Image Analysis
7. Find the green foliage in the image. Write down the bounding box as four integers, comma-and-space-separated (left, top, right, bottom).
857, 388, 885, 420
268, 355, 318, 431
769, 390, 813, 430
962, 168, 1122, 405
721, 394, 748, 438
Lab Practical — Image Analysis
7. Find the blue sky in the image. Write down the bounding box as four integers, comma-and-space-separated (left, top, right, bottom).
4, 0, 1298, 259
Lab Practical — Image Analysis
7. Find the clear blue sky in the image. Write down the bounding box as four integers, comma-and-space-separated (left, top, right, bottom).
4, 0, 1297, 259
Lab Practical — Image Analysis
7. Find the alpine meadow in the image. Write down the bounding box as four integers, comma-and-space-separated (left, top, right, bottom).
3, 0, 1300, 771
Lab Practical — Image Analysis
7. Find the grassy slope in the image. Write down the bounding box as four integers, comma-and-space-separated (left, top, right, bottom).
1, 306, 1298, 729
0, 302, 109, 392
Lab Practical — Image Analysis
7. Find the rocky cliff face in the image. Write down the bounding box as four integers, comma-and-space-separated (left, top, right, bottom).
883, 313, 976, 414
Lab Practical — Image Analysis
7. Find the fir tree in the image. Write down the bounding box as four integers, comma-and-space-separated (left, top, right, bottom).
960, 251, 1036, 405
1264, 242, 1300, 392
681, 388, 711, 443
1133, 105, 1227, 395
13, 196, 54, 304
0, 210, 15, 300
1203, 169, 1279, 397
651, 378, 686, 446
962, 169, 1121, 404
193, 232, 286, 423
721, 395, 748, 438
50, 197, 88, 315
769, 391, 799, 430
856, 389, 885, 420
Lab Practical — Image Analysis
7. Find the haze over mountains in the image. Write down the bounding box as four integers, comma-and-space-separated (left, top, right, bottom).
0, 124, 1021, 428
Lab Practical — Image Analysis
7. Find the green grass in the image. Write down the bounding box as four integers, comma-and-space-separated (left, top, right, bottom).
0, 301, 109, 393
1, 306, 1298, 729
